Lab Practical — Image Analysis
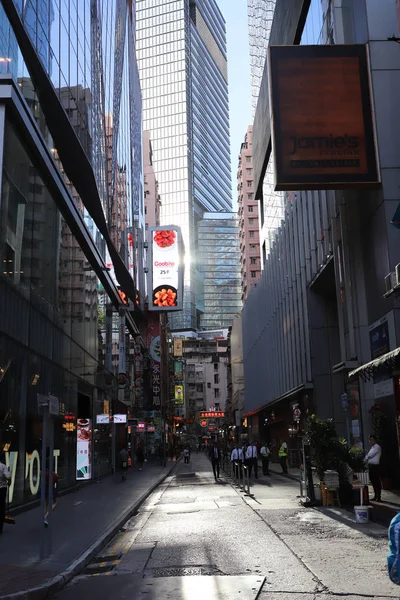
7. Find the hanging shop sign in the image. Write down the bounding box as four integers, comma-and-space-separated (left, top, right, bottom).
269, 44, 379, 191
137, 421, 146, 430
146, 313, 162, 409
293, 408, 301, 422
119, 309, 126, 375
96, 414, 110, 424
173, 338, 183, 357
114, 414, 127, 423
369, 312, 396, 399
76, 419, 92, 480
200, 411, 225, 418
201, 419, 208, 427
175, 385, 184, 405
148, 226, 184, 311
134, 344, 144, 408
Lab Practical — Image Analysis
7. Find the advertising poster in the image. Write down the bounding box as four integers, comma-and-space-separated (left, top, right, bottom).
175, 385, 184, 405
369, 312, 395, 398
269, 44, 379, 190
76, 418, 92, 480
148, 226, 183, 311
173, 338, 183, 357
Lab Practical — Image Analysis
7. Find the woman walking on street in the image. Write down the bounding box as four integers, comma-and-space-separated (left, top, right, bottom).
136, 443, 145, 471
0, 452, 11, 534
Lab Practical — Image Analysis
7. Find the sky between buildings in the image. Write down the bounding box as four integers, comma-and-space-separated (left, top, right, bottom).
218, 0, 253, 209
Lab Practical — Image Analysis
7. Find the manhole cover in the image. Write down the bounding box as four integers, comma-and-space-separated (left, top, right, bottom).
147, 566, 221, 578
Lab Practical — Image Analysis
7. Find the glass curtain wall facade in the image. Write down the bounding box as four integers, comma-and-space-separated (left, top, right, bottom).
247, 0, 284, 262
136, 0, 232, 330
197, 213, 241, 330
0, 0, 143, 507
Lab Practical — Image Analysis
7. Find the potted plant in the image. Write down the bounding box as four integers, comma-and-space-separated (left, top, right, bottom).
306, 416, 347, 504
347, 445, 365, 473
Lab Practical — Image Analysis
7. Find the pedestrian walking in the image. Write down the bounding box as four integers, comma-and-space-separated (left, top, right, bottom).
388, 511, 400, 584
246, 441, 258, 479
279, 441, 288, 474
0, 452, 11, 534
136, 443, 145, 471
120, 447, 129, 481
260, 442, 271, 475
208, 443, 221, 480
43, 467, 59, 527
183, 446, 190, 464
230, 444, 244, 479
365, 435, 382, 502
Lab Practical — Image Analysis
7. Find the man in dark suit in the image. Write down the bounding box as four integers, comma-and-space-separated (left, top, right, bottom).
208, 443, 221, 480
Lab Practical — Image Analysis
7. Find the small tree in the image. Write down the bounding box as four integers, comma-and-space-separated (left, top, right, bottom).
306, 415, 346, 481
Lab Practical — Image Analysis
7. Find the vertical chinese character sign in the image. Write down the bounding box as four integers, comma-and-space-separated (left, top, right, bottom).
134, 344, 143, 408
146, 312, 161, 409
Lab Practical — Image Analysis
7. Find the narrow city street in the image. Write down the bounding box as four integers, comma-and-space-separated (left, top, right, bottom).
52, 453, 396, 600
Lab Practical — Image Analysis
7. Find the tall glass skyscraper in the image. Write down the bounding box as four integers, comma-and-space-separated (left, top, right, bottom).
247, 0, 284, 261
136, 0, 232, 330
197, 213, 241, 329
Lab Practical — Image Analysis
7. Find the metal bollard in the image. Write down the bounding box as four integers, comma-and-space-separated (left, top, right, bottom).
242, 465, 252, 496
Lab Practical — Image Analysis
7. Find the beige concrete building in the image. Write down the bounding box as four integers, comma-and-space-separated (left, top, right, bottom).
237, 126, 261, 302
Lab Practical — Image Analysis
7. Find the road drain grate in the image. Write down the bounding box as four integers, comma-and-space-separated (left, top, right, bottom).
147, 566, 222, 578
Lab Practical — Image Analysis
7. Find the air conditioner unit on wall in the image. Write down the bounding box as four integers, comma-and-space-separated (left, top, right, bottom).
395, 264, 400, 288
384, 273, 393, 296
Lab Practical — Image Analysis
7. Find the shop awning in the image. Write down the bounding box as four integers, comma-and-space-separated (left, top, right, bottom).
348, 347, 400, 381
243, 383, 313, 417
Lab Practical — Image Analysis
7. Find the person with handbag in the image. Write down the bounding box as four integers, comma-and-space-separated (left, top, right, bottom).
43, 467, 59, 527
0, 452, 11, 534
120, 447, 129, 481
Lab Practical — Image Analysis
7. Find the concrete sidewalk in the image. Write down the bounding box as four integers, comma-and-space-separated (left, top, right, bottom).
0, 461, 178, 600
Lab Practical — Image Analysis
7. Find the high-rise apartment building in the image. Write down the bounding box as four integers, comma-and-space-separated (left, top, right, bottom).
247, 0, 284, 262
237, 126, 261, 302
136, 0, 232, 330
197, 213, 241, 330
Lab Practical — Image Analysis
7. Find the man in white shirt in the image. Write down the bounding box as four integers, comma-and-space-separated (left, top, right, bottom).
246, 441, 258, 479
231, 444, 244, 479
0, 452, 11, 534
365, 435, 382, 502
260, 443, 271, 476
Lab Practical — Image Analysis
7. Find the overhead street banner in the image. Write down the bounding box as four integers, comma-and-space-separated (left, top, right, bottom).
269, 44, 379, 191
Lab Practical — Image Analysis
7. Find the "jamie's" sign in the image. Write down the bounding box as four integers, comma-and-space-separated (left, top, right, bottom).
269, 44, 379, 190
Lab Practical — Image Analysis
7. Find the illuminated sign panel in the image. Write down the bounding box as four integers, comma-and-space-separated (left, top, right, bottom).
148, 226, 184, 311
200, 411, 225, 418
269, 44, 379, 191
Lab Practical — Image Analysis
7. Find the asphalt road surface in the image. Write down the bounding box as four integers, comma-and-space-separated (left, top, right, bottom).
53, 452, 397, 600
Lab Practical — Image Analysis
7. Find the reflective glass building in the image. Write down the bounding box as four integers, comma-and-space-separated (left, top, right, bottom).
136, 0, 232, 330
197, 213, 241, 330
247, 0, 284, 261
0, 0, 143, 507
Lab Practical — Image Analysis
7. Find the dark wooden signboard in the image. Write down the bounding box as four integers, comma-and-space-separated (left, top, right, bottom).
269, 45, 379, 190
